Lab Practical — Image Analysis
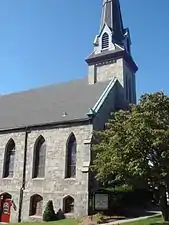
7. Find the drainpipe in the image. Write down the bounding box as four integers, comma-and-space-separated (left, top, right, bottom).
18, 128, 29, 223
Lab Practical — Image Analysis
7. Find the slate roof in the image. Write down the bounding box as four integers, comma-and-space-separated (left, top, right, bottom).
0, 78, 109, 130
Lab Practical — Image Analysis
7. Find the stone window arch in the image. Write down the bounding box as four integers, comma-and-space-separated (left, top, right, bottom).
63, 196, 74, 214
3, 139, 16, 178
29, 194, 43, 216
102, 32, 109, 49
65, 133, 77, 178
32, 135, 46, 178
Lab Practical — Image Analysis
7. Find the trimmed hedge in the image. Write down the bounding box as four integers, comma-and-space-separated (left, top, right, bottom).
95, 186, 153, 215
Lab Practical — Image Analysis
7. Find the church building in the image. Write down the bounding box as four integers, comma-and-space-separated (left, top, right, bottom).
0, 0, 138, 223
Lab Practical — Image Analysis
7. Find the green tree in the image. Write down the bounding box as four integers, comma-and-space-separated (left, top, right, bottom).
43, 200, 56, 222
92, 92, 169, 221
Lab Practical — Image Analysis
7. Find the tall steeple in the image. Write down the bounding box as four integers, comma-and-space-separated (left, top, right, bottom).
100, 0, 124, 44
86, 0, 138, 104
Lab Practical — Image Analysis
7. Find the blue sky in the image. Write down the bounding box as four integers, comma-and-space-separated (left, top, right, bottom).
0, 0, 168, 99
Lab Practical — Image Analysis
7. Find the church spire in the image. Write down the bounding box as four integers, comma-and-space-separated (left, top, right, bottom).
86, 0, 138, 103
100, 0, 124, 44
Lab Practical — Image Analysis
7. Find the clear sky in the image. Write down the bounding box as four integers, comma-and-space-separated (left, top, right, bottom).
0, 0, 168, 99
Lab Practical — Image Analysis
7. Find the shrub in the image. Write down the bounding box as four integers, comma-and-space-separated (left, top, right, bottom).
56, 208, 65, 220
96, 185, 152, 216
108, 188, 152, 215
43, 200, 56, 222
94, 212, 104, 224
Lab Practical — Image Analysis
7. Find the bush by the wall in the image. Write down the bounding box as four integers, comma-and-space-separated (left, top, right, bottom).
95, 185, 153, 216
56, 209, 65, 220
108, 188, 153, 214
43, 200, 56, 222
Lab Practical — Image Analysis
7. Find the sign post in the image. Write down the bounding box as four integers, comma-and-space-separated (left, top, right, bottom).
94, 193, 109, 211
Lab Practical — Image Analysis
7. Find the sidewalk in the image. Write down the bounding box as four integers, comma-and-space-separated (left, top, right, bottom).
101, 211, 162, 225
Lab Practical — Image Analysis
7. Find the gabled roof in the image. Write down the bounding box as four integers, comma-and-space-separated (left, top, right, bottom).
0, 78, 109, 130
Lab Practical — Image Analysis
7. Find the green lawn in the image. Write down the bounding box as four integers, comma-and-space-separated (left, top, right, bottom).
10, 216, 169, 225
12, 219, 78, 225
123, 216, 168, 225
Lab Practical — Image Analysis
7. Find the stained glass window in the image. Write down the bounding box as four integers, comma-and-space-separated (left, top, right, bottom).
65, 133, 77, 178
3, 139, 15, 178
32, 136, 46, 178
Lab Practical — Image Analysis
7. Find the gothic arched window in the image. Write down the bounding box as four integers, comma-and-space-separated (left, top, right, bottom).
65, 133, 77, 178
125, 76, 129, 101
32, 136, 46, 178
3, 139, 16, 178
128, 78, 132, 102
29, 194, 43, 216
63, 196, 74, 214
102, 32, 109, 49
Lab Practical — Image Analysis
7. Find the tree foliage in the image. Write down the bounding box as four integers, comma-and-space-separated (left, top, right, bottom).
92, 92, 169, 221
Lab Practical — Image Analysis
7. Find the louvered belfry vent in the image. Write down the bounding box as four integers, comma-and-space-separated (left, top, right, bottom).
102, 32, 109, 49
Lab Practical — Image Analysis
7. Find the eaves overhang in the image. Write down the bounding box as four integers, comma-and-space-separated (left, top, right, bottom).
86, 50, 138, 73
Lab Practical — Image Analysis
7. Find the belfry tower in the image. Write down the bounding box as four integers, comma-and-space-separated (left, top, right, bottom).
86, 0, 138, 104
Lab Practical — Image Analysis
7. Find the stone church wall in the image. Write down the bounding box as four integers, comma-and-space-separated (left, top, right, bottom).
88, 58, 125, 85
123, 60, 137, 104
0, 132, 25, 222
22, 123, 93, 221
0, 123, 93, 222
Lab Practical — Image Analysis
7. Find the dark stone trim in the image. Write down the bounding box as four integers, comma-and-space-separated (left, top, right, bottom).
86, 50, 138, 73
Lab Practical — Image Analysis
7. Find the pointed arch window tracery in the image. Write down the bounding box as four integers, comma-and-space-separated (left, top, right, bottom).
65, 133, 77, 178
32, 135, 46, 178
29, 194, 43, 216
3, 139, 16, 178
63, 196, 74, 214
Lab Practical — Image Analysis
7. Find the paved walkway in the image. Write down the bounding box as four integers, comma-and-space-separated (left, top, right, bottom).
101, 211, 162, 225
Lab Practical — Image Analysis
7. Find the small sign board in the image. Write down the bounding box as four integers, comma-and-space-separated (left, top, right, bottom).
95, 193, 108, 210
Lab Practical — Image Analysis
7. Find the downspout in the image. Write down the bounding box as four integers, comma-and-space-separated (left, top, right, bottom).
18, 128, 29, 223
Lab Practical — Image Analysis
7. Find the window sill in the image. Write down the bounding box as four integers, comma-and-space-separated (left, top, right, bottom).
32, 178, 45, 181
29, 215, 42, 219
101, 48, 109, 51
2, 177, 14, 180
64, 212, 74, 218
64, 178, 76, 181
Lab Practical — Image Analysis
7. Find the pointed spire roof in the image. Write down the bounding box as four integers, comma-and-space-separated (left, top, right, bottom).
100, 0, 124, 43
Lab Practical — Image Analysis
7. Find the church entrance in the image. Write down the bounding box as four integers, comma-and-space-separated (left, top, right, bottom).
0, 193, 12, 223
